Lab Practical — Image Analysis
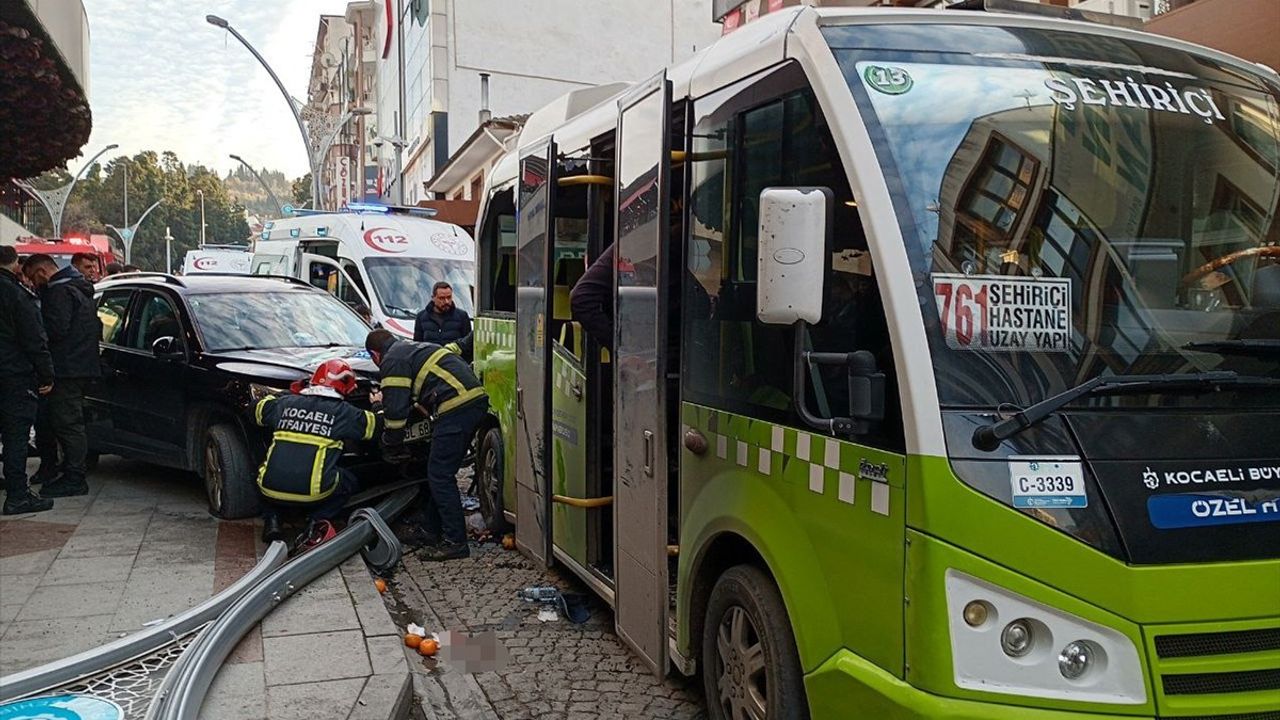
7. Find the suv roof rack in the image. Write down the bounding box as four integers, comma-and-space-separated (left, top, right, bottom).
185, 272, 313, 287
194, 244, 251, 251
947, 0, 1144, 29
108, 271, 186, 287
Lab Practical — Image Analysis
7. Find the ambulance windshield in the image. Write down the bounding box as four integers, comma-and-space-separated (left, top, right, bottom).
827, 23, 1280, 409
362, 257, 476, 319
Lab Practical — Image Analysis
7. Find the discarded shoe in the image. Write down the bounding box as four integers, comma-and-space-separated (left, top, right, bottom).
38, 476, 88, 498
2, 491, 53, 515
300, 519, 338, 550
419, 541, 469, 561
262, 515, 285, 544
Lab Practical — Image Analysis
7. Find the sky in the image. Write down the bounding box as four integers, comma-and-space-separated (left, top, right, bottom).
82, 0, 354, 179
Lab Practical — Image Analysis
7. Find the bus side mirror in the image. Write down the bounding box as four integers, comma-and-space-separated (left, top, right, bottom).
756, 187, 831, 326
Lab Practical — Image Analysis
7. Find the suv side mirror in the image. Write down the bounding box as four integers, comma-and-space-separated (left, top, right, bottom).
756, 187, 831, 325
151, 336, 183, 360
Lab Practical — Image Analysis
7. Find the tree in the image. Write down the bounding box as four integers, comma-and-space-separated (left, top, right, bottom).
19, 150, 251, 271
291, 173, 313, 208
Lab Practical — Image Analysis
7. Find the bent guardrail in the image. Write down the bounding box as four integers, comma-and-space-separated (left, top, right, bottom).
147, 487, 415, 720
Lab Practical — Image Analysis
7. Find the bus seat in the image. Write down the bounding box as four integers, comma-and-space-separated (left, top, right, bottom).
553, 285, 572, 321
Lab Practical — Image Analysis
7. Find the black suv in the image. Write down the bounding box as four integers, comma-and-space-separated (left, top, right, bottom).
88, 273, 379, 518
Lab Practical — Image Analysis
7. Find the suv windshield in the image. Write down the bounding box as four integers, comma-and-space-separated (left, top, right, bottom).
362, 257, 475, 319
827, 24, 1280, 409
187, 290, 370, 351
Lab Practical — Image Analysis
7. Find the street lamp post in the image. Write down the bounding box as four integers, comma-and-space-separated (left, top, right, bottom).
106, 200, 161, 265
229, 153, 285, 217
206, 14, 321, 210
312, 107, 371, 210
373, 134, 407, 205
196, 189, 207, 245
164, 226, 174, 274
13, 143, 118, 239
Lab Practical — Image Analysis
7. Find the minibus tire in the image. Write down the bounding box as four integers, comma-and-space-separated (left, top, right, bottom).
204, 424, 260, 520
477, 426, 511, 533
702, 564, 809, 720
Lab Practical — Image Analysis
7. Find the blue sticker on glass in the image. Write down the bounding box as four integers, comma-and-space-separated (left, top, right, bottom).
0, 694, 123, 720
1148, 493, 1280, 529
349, 349, 372, 359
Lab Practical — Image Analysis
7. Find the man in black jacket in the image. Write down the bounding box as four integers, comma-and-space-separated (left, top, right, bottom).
23, 254, 101, 498
0, 247, 55, 514
413, 282, 472, 355
366, 329, 486, 561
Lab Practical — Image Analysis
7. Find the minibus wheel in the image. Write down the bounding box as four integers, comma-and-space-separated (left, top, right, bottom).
703, 564, 808, 720
204, 424, 260, 520
476, 426, 511, 533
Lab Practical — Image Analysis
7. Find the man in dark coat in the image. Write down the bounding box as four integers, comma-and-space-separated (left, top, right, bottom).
0, 246, 55, 514
23, 254, 101, 498
413, 282, 472, 355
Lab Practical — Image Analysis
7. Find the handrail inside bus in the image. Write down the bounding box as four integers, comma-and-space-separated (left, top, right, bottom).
552, 494, 613, 508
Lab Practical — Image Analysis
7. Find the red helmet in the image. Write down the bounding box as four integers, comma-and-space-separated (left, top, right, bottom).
309, 359, 358, 396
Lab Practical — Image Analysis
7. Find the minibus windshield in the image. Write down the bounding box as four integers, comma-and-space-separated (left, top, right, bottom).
827, 24, 1280, 409
362, 257, 476, 319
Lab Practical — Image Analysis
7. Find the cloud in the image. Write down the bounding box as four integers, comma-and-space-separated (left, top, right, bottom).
81, 0, 351, 178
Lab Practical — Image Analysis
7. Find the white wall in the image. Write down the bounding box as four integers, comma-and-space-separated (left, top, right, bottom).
28, 0, 90, 95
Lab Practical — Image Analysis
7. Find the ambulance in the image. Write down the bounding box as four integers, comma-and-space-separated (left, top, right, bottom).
181, 245, 253, 275
251, 205, 476, 336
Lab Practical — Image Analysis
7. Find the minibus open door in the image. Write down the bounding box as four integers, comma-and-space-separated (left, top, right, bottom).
514, 140, 557, 567
612, 72, 672, 676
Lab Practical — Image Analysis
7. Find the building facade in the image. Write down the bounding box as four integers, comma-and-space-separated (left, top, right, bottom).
365, 0, 721, 206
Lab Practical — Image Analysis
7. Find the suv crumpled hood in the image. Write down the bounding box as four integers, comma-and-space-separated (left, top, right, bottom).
212, 346, 378, 382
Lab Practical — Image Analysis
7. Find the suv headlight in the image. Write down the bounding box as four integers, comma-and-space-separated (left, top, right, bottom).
945, 570, 1146, 704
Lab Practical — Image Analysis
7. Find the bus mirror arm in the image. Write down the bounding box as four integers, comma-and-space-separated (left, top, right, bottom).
790, 324, 885, 437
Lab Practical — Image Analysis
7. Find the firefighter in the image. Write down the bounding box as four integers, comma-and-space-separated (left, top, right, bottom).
365, 329, 486, 561
252, 359, 382, 548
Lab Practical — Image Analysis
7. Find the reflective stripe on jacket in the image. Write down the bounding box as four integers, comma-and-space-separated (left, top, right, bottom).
379, 338, 485, 438
253, 393, 380, 503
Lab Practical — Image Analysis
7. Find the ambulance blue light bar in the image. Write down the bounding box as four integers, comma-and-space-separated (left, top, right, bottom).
346, 202, 391, 214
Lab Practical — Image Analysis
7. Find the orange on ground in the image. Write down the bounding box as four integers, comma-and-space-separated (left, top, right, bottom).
502, 535, 515, 550
418, 638, 439, 656
404, 634, 423, 649
375, 578, 387, 593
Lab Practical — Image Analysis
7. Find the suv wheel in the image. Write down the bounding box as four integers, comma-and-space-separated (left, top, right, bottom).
476, 426, 511, 533
204, 424, 260, 519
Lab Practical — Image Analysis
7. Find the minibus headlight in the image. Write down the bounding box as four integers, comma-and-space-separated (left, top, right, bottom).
945, 570, 1146, 704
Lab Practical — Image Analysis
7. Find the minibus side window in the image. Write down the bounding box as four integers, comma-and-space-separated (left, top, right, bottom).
684, 70, 903, 450
478, 187, 517, 313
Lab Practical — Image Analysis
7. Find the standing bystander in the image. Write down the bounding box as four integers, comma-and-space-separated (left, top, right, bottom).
413, 282, 471, 357
0, 246, 56, 514
71, 252, 101, 284
22, 254, 101, 498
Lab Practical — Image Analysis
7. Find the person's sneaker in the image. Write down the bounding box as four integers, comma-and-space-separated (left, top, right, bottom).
262, 515, 285, 544
3, 491, 54, 515
300, 519, 338, 550
38, 476, 88, 498
419, 541, 470, 561
38, 474, 88, 497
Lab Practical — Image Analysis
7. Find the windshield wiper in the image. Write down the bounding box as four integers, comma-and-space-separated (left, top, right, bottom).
972, 371, 1280, 451
1183, 339, 1280, 358
383, 304, 417, 317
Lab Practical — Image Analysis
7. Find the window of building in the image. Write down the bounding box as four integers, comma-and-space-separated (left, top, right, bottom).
470, 174, 484, 202
96, 289, 132, 345
683, 67, 903, 450
956, 134, 1037, 249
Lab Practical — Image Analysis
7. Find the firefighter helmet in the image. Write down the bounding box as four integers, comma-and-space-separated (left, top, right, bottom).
310, 358, 358, 396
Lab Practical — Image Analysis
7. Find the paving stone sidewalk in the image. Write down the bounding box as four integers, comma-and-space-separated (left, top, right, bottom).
1, 456, 412, 719
385, 536, 707, 720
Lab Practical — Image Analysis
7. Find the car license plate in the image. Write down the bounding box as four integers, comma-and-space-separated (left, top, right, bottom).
403, 419, 431, 443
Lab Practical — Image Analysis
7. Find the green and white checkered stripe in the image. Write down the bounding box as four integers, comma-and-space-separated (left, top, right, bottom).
688, 406, 895, 516
475, 316, 515, 351
551, 354, 581, 394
